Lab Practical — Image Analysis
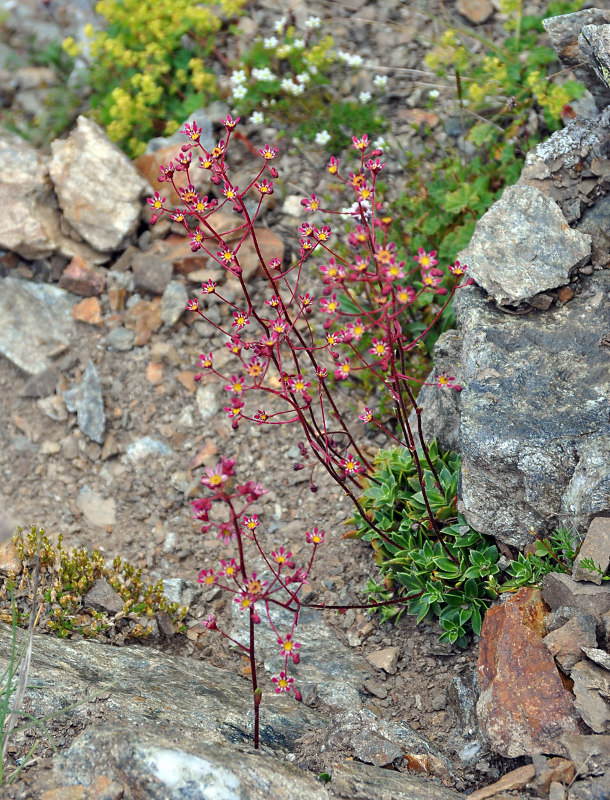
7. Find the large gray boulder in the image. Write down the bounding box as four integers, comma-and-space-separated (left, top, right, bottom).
451, 270, 610, 548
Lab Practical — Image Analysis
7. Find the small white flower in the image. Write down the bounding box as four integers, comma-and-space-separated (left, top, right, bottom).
281, 77, 305, 96
276, 44, 291, 58
358, 91, 372, 103
373, 136, 388, 151
296, 72, 311, 84
429, 89, 440, 99
305, 16, 321, 29
373, 74, 388, 88
263, 36, 279, 49
249, 111, 264, 124
252, 67, 276, 82
273, 17, 286, 33
342, 198, 372, 218
232, 85, 247, 100
308, 64, 318, 75
230, 70, 247, 85
315, 130, 331, 146
292, 38, 305, 49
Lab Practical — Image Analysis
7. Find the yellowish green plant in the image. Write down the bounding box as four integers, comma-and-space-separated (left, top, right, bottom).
2, 526, 187, 639
63, 0, 246, 156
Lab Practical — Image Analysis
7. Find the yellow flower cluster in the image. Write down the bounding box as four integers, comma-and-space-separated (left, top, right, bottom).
68, 0, 246, 155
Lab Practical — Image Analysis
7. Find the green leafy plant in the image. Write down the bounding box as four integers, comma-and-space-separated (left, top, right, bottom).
391, 0, 586, 269
2, 526, 187, 640
349, 443, 501, 646
500, 525, 583, 591
63, 0, 246, 156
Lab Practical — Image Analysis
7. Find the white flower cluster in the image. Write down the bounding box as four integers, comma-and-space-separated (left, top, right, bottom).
230, 69, 248, 100
264, 36, 279, 49
305, 16, 321, 29
249, 111, 264, 124
373, 74, 388, 89
315, 129, 331, 145
281, 77, 305, 96
336, 51, 364, 68
252, 67, 276, 82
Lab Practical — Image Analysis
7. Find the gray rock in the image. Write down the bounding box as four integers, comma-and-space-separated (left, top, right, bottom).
0, 277, 76, 374
323, 709, 453, 776
543, 614, 598, 674
571, 659, 610, 733
542, 572, 610, 620
197, 383, 221, 422
410, 330, 462, 453
19, 367, 58, 398
83, 578, 124, 615
160, 577, 201, 608
76, 486, 116, 528
544, 9, 610, 109
0, 624, 324, 753
582, 646, 610, 671
573, 517, 610, 584
49, 116, 150, 252
132, 250, 173, 295
329, 759, 463, 800
577, 195, 610, 268
104, 326, 136, 352
445, 673, 487, 766
63, 359, 106, 444
457, 184, 591, 307
125, 436, 173, 463
56, 725, 330, 800
579, 25, 610, 93
451, 270, 610, 548
0, 130, 61, 259
161, 280, 188, 326
231, 602, 369, 710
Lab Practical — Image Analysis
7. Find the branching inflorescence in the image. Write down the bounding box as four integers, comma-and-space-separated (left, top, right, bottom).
149, 116, 467, 746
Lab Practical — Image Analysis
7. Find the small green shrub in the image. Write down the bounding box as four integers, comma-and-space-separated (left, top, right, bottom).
64, 0, 246, 156
352, 444, 589, 644
391, 0, 586, 269
350, 443, 501, 646
2, 526, 187, 640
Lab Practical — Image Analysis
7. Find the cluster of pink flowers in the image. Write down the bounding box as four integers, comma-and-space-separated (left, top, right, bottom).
192, 458, 328, 703
147, 116, 466, 504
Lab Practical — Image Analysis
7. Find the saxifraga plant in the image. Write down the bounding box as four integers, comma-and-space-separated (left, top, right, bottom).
148, 116, 467, 745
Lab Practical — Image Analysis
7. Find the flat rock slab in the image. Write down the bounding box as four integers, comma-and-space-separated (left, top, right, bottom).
573, 517, 610, 584
329, 759, 463, 800
477, 588, 580, 757
453, 270, 610, 548
542, 572, 610, 619
458, 184, 591, 306
0, 277, 77, 374
54, 725, 331, 800
0, 624, 323, 752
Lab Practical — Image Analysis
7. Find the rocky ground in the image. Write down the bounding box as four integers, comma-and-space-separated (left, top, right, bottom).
0, 0, 605, 798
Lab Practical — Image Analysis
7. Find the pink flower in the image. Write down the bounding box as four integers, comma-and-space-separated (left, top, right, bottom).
259, 144, 278, 160
147, 191, 165, 211
197, 568, 218, 586
414, 247, 438, 270
277, 634, 301, 663
218, 558, 239, 578
201, 463, 229, 489
181, 120, 203, 142
255, 179, 274, 195
449, 260, 467, 276
272, 671, 294, 693
437, 372, 463, 391
359, 407, 373, 424
305, 527, 325, 544
242, 514, 260, 531
271, 547, 294, 568
301, 193, 320, 212
203, 613, 217, 629
221, 114, 240, 130
352, 133, 369, 152
334, 358, 351, 381
232, 310, 250, 329
341, 453, 362, 474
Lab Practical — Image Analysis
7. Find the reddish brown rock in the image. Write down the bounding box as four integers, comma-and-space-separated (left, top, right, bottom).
145, 362, 164, 386
59, 255, 106, 296
124, 298, 163, 346
71, 296, 103, 326
477, 587, 580, 757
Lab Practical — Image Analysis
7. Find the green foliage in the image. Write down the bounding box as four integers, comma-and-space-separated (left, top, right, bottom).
4, 526, 187, 639
63, 0, 246, 156
391, 0, 586, 269
500, 525, 583, 591
349, 443, 501, 646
